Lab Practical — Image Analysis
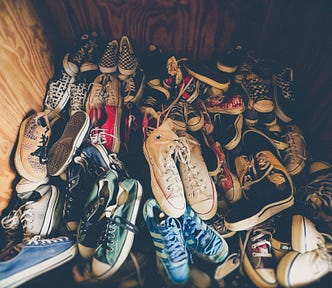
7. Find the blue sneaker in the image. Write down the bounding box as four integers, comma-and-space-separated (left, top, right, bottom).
0, 236, 77, 288
143, 198, 190, 285
182, 204, 229, 263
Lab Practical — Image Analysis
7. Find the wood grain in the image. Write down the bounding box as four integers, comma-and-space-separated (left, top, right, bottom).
0, 0, 53, 214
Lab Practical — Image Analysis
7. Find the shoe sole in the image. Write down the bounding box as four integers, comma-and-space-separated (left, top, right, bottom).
291, 215, 312, 253
207, 105, 245, 115
225, 196, 294, 231
47, 111, 91, 176
0, 244, 77, 288
224, 114, 243, 151
276, 251, 301, 288
92, 180, 143, 279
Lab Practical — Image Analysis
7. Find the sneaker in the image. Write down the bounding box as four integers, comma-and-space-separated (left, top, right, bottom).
241, 72, 274, 113
118, 35, 137, 77
212, 113, 243, 150
189, 266, 212, 288
92, 178, 143, 279
80, 33, 100, 73
194, 98, 214, 135
47, 110, 91, 176
15, 177, 49, 200
77, 169, 119, 259
182, 204, 229, 263
69, 81, 88, 116
205, 94, 245, 115
167, 99, 187, 131
14, 112, 51, 182
217, 44, 244, 73
85, 74, 108, 114
121, 67, 146, 104
244, 107, 259, 127
177, 131, 218, 220
206, 208, 236, 239
185, 101, 204, 132
239, 224, 278, 288
272, 67, 296, 123
139, 86, 168, 118
214, 253, 240, 285
143, 198, 190, 285
43, 70, 75, 121
64, 143, 112, 232
183, 59, 231, 92
179, 74, 201, 103
143, 119, 186, 218
99, 39, 118, 73
0, 236, 77, 288
225, 150, 294, 231
281, 124, 307, 175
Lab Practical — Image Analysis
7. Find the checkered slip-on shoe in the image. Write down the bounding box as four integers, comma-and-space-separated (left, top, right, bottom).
118, 35, 137, 77
99, 40, 118, 74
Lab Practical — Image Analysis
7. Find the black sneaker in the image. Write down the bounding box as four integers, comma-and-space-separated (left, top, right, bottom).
167, 99, 186, 131
217, 44, 245, 73
139, 86, 168, 118
118, 35, 137, 77
80, 33, 100, 73
185, 101, 204, 132
99, 40, 118, 74
121, 67, 146, 105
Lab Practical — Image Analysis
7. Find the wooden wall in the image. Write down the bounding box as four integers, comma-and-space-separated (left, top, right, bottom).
0, 0, 53, 214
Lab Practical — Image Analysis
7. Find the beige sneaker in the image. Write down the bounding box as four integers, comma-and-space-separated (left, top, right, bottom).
14, 112, 51, 182
143, 119, 186, 218
177, 131, 217, 220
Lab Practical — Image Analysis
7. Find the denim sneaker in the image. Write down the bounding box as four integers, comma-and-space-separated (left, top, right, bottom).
181, 204, 229, 263
47, 110, 91, 176
0, 236, 77, 288
92, 178, 143, 279
143, 198, 190, 285
77, 169, 119, 259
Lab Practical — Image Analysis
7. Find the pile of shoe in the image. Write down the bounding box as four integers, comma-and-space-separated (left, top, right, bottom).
0, 34, 331, 288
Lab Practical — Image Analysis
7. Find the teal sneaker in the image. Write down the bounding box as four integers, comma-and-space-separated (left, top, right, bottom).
143, 198, 190, 286
182, 204, 229, 264
77, 169, 119, 259
92, 177, 143, 279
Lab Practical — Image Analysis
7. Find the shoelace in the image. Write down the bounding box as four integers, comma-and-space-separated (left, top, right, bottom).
105, 79, 119, 106
89, 127, 117, 146
209, 211, 230, 235
88, 82, 106, 106
123, 76, 136, 97
70, 83, 88, 113
26, 235, 70, 246
282, 131, 306, 162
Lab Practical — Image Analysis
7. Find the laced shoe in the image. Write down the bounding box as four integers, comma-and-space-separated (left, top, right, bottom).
14, 112, 51, 182
272, 67, 296, 123
179, 74, 201, 104
281, 124, 307, 175
121, 67, 146, 104
143, 119, 186, 218
241, 72, 274, 113
143, 198, 190, 286
47, 110, 91, 176
167, 99, 187, 131
139, 86, 168, 119
212, 113, 243, 150
225, 150, 294, 231
262, 114, 282, 134
0, 236, 77, 288
244, 107, 259, 127
185, 101, 204, 132
15, 177, 49, 200
85, 74, 108, 114
239, 224, 278, 288
77, 169, 119, 259
205, 94, 245, 115
69, 81, 88, 116
182, 204, 229, 263
214, 252, 240, 285
118, 35, 137, 77
206, 208, 236, 239
193, 98, 214, 135
177, 131, 217, 220
211, 141, 242, 203
99, 39, 118, 73
43, 70, 75, 121
92, 178, 143, 279
277, 236, 332, 288
217, 44, 244, 73
80, 33, 100, 73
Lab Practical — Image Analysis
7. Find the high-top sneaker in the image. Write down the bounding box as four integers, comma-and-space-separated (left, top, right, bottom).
205, 94, 245, 115
63, 32, 98, 76
47, 110, 91, 176
185, 101, 204, 132
77, 169, 119, 259
241, 72, 274, 113
143, 198, 190, 286
43, 70, 75, 121
69, 81, 88, 116
15, 112, 51, 182
281, 124, 307, 175
272, 67, 296, 123
239, 223, 278, 288
99, 39, 118, 73
118, 35, 137, 78
88, 74, 122, 153
80, 32, 100, 73
121, 66, 146, 104
217, 44, 245, 73
92, 177, 143, 279
193, 98, 214, 135
167, 99, 187, 131
143, 119, 186, 218
176, 131, 217, 220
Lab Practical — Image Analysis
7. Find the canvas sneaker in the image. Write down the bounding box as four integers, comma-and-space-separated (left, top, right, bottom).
143, 119, 186, 218
205, 94, 245, 115
241, 72, 274, 113
15, 177, 49, 200
80, 33, 100, 73
214, 252, 240, 285
118, 35, 137, 77
239, 223, 278, 288
182, 204, 229, 263
185, 101, 204, 132
139, 86, 169, 119
69, 81, 88, 116
47, 110, 91, 176
217, 44, 244, 73
193, 98, 214, 135
121, 66, 146, 104
85, 74, 108, 114
92, 178, 143, 279
0, 236, 77, 288
14, 112, 51, 182
205, 208, 236, 239
143, 198, 190, 286
167, 99, 187, 131
99, 39, 118, 73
